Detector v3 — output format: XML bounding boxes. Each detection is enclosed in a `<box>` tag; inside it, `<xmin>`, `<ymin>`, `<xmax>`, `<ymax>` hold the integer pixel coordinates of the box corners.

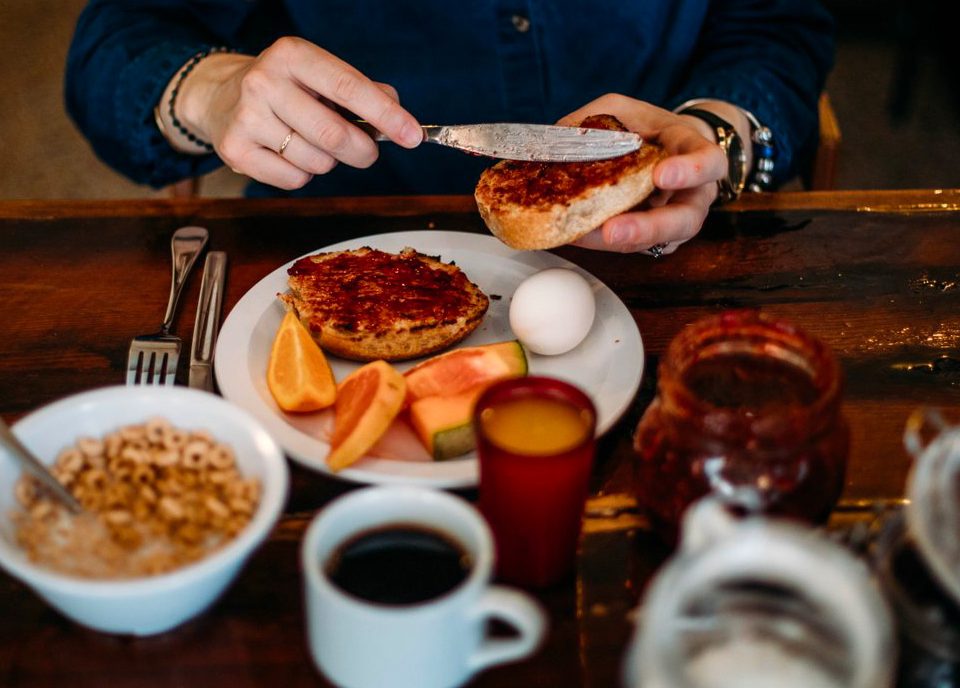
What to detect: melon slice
<box><xmin>404</xmin><ymin>340</ymin><xmax>527</xmax><ymax>405</ymax></box>
<box><xmin>408</xmin><ymin>386</ymin><xmax>487</xmax><ymax>461</ymax></box>
<box><xmin>326</xmin><ymin>360</ymin><xmax>406</xmax><ymax>471</ymax></box>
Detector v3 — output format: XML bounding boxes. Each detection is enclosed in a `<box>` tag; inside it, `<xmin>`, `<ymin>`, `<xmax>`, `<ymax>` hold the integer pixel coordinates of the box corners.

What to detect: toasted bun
<box><xmin>475</xmin><ymin>114</ymin><xmax>667</xmax><ymax>250</ymax></box>
<box><xmin>280</xmin><ymin>247</ymin><xmax>489</xmax><ymax>362</ymax></box>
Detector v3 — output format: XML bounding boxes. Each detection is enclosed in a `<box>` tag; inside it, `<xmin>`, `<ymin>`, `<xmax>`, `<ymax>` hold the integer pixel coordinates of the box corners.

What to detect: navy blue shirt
<box><xmin>65</xmin><ymin>0</ymin><xmax>834</xmax><ymax>196</ymax></box>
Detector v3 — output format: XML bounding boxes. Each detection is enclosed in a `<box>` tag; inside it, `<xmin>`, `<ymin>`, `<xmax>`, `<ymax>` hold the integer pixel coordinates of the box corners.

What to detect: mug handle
<box><xmin>467</xmin><ymin>586</ymin><xmax>546</xmax><ymax>671</ymax></box>
<box><xmin>679</xmin><ymin>496</ymin><xmax>740</xmax><ymax>554</ymax></box>
<box><xmin>904</xmin><ymin>407</ymin><xmax>948</xmax><ymax>459</ymax></box>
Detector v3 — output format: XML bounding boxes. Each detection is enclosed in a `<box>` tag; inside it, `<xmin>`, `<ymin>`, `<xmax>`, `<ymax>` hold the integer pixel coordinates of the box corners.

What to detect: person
<box><xmin>65</xmin><ymin>1</ymin><xmax>834</xmax><ymax>254</ymax></box>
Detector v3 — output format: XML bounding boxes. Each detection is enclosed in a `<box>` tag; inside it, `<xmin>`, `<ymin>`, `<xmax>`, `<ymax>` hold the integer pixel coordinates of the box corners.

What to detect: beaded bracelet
<box><xmin>672</xmin><ymin>98</ymin><xmax>776</xmax><ymax>192</ymax></box>
<box><xmin>740</xmin><ymin>108</ymin><xmax>776</xmax><ymax>193</ymax></box>
<box><xmin>165</xmin><ymin>47</ymin><xmax>235</xmax><ymax>152</ymax></box>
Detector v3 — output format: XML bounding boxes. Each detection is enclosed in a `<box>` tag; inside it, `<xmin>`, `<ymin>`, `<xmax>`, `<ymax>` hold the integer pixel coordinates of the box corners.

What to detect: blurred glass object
<box><xmin>869</xmin><ymin>408</ymin><xmax>960</xmax><ymax>687</ymax></box>
<box><xmin>623</xmin><ymin>497</ymin><xmax>895</xmax><ymax>688</ymax></box>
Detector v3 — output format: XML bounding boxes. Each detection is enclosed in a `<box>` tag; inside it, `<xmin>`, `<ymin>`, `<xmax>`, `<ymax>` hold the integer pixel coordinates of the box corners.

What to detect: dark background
<box><xmin>1</xmin><ymin>0</ymin><xmax>957</xmax><ymax>199</ymax></box>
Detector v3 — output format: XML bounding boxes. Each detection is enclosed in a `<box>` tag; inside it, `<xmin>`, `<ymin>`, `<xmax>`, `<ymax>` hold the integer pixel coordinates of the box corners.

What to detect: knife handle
<box><xmin>354</xmin><ymin>120</ymin><xmax>389</xmax><ymax>142</ymax></box>
<box><xmin>354</xmin><ymin>120</ymin><xmax>438</xmax><ymax>144</ymax></box>
<box><xmin>191</xmin><ymin>251</ymin><xmax>227</xmax><ymax>366</ymax></box>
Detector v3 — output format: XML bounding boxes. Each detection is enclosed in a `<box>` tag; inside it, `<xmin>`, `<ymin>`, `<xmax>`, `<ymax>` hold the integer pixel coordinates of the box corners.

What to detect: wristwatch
<box><xmin>676</xmin><ymin>107</ymin><xmax>748</xmax><ymax>204</ymax></box>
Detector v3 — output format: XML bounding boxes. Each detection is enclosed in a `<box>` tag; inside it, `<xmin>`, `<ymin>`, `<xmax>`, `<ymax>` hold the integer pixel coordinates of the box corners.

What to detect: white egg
<box><xmin>509</xmin><ymin>268</ymin><xmax>596</xmax><ymax>355</ymax></box>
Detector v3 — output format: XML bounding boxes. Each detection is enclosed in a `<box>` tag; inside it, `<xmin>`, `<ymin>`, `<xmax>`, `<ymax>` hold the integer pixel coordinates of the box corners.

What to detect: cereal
<box><xmin>10</xmin><ymin>419</ymin><xmax>261</xmax><ymax>579</ymax></box>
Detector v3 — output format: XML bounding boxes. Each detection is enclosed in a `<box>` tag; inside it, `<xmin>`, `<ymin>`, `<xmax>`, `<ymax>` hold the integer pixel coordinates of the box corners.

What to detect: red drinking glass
<box><xmin>474</xmin><ymin>376</ymin><xmax>597</xmax><ymax>588</ymax></box>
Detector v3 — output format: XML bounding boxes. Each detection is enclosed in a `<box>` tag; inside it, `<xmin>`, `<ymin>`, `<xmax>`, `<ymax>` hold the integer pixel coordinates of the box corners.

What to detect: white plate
<box><xmin>215</xmin><ymin>230</ymin><xmax>643</xmax><ymax>488</ymax></box>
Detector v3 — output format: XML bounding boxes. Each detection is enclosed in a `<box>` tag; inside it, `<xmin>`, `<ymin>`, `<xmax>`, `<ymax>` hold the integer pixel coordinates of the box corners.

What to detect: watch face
<box><xmin>677</xmin><ymin>108</ymin><xmax>747</xmax><ymax>202</ymax></box>
<box><xmin>727</xmin><ymin>132</ymin><xmax>746</xmax><ymax>195</ymax></box>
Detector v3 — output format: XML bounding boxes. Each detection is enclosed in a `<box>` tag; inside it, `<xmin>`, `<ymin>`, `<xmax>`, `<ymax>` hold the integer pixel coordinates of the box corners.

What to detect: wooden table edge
<box><xmin>0</xmin><ymin>189</ymin><xmax>958</xmax><ymax>219</ymax></box>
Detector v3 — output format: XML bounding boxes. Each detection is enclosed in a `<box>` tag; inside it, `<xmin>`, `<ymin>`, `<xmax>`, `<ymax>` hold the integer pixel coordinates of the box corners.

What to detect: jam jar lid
<box><xmin>904</xmin><ymin>408</ymin><xmax>960</xmax><ymax>607</ymax></box>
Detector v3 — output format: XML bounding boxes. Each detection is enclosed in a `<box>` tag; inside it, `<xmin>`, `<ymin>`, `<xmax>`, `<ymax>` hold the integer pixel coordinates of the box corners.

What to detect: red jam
<box><xmin>633</xmin><ymin>310</ymin><xmax>849</xmax><ymax>542</ymax></box>
<box><xmin>479</xmin><ymin>114</ymin><xmax>663</xmax><ymax>210</ymax></box>
<box><xmin>288</xmin><ymin>248</ymin><xmax>481</xmax><ymax>331</ymax></box>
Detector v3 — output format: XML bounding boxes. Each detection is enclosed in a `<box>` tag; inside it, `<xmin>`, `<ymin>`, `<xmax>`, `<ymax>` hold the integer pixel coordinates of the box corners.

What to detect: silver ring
<box><xmin>647</xmin><ymin>242</ymin><xmax>668</xmax><ymax>259</ymax></box>
<box><xmin>278</xmin><ymin>130</ymin><xmax>294</xmax><ymax>156</ymax></box>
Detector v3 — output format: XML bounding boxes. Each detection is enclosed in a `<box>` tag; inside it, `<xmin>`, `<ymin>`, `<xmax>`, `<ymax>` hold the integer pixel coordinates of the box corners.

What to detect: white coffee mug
<box><xmin>302</xmin><ymin>486</ymin><xmax>547</xmax><ymax>688</ymax></box>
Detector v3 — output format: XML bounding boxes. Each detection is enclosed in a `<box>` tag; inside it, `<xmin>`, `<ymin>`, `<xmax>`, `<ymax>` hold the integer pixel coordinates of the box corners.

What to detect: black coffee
<box><xmin>325</xmin><ymin>525</ymin><xmax>473</xmax><ymax>605</ymax></box>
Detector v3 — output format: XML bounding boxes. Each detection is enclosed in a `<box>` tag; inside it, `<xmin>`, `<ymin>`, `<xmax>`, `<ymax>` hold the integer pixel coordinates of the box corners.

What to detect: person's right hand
<box><xmin>165</xmin><ymin>37</ymin><xmax>423</xmax><ymax>189</ymax></box>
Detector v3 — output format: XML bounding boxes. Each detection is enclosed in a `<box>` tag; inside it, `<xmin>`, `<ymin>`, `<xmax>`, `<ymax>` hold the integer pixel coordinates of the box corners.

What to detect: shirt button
<box><xmin>511</xmin><ymin>14</ymin><xmax>531</xmax><ymax>33</ymax></box>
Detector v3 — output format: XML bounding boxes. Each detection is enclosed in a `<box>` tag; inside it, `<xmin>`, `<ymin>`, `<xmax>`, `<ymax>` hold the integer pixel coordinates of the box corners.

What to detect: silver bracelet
<box><xmin>672</xmin><ymin>98</ymin><xmax>776</xmax><ymax>192</ymax></box>
<box><xmin>739</xmin><ymin>107</ymin><xmax>775</xmax><ymax>192</ymax></box>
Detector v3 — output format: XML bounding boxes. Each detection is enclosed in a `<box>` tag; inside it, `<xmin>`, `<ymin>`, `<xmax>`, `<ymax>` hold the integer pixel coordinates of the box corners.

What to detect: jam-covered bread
<box><xmin>475</xmin><ymin>114</ymin><xmax>667</xmax><ymax>250</ymax></box>
<box><xmin>279</xmin><ymin>247</ymin><xmax>489</xmax><ymax>361</ymax></box>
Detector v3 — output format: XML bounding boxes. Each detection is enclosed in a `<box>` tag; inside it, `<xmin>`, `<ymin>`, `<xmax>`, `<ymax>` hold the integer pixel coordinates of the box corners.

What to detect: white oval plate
<box><xmin>215</xmin><ymin>231</ymin><xmax>644</xmax><ymax>488</ymax></box>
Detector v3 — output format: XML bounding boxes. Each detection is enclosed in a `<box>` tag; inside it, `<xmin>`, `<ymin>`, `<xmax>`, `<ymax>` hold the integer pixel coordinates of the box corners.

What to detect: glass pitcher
<box><xmin>870</xmin><ymin>408</ymin><xmax>960</xmax><ymax>687</ymax></box>
<box><xmin>623</xmin><ymin>497</ymin><xmax>895</xmax><ymax>688</ymax></box>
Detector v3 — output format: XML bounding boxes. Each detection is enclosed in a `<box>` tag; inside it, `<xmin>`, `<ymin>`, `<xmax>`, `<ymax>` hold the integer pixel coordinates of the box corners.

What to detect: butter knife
<box><xmin>355</xmin><ymin>121</ymin><xmax>642</xmax><ymax>162</ymax></box>
<box><xmin>189</xmin><ymin>251</ymin><xmax>227</xmax><ymax>392</ymax></box>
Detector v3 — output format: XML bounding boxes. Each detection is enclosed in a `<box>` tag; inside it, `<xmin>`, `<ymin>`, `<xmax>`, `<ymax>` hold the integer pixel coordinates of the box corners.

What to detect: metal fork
<box><xmin>126</xmin><ymin>226</ymin><xmax>209</xmax><ymax>385</ymax></box>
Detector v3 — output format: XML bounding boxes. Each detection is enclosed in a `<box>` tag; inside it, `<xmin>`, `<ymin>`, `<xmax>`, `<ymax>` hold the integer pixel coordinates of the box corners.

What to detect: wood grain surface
<box><xmin>1</xmin><ymin>191</ymin><xmax>958</xmax><ymax>686</ymax></box>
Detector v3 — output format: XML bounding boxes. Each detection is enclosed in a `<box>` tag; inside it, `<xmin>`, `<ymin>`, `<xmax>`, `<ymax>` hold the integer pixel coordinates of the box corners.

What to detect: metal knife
<box><xmin>189</xmin><ymin>251</ymin><xmax>227</xmax><ymax>392</ymax></box>
<box><xmin>354</xmin><ymin>121</ymin><xmax>642</xmax><ymax>162</ymax></box>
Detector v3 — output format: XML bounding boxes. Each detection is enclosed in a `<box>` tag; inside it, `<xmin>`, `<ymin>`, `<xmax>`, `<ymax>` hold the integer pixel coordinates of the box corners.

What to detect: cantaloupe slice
<box><xmin>267</xmin><ymin>311</ymin><xmax>336</xmax><ymax>412</ymax></box>
<box><xmin>404</xmin><ymin>340</ymin><xmax>527</xmax><ymax>405</ymax></box>
<box><xmin>326</xmin><ymin>360</ymin><xmax>406</xmax><ymax>471</ymax></box>
<box><xmin>408</xmin><ymin>386</ymin><xmax>487</xmax><ymax>461</ymax></box>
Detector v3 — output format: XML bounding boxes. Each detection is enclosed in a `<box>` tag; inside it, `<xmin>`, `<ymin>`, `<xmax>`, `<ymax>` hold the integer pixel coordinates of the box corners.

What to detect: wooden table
<box><xmin>1</xmin><ymin>189</ymin><xmax>959</xmax><ymax>686</ymax></box>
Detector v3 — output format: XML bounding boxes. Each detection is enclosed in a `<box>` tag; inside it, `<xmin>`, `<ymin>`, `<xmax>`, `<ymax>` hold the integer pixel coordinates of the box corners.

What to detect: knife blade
<box><xmin>189</xmin><ymin>251</ymin><xmax>227</xmax><ymax>392</ymax></box>
<box><xmin>355</xmin><ymin>121</ymin><xmax>642</xmax><ymax>162</ymax></box>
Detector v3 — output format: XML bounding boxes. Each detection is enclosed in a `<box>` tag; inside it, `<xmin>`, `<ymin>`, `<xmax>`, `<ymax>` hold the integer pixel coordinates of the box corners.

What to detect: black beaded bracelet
<box><xmin>166</xmin><ymin>47</ymin><xmax>234</xmax><ymax>152</ymax></box>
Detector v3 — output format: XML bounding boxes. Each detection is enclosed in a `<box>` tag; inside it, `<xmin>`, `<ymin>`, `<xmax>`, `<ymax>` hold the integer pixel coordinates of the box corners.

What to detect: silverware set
<box><xmin>126</xmin><ymin>226</ymin><xmax>226</xmax><ymax>390</ymax></box>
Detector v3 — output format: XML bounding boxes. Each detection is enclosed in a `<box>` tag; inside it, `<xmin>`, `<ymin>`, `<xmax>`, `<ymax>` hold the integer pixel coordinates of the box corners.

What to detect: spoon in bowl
<box><xmin>0</xmin><ymin>417</ymin><xmax>84</xmax><ymax>513</ymax></box>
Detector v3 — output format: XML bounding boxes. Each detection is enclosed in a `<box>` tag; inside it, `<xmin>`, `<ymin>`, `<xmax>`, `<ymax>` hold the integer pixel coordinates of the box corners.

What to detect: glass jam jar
<box><xmin>869</xmin><ymin>408</ymin><xmax>960</xmax><ymax>687</ymax></box>
<box><xmin>633</xmin><ymin>310</ymin><xmax>849</xmax><ymax>541</ymax></box>
<box><xmin>622</xmin><ymin>498</ymin><xmax>896</xmax><ymax>688</ymax></box>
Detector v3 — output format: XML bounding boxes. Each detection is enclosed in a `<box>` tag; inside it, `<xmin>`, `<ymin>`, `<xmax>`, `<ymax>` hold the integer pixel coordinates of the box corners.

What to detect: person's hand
<box><xmin>163</xmin><ymin>37</ymin><xmax>423</xmax><ymax>189</ymax></box>
<box><xmin>556</xmin><ymin>94</ymin><xmax>744</xmax><ymax>255</ymax></box>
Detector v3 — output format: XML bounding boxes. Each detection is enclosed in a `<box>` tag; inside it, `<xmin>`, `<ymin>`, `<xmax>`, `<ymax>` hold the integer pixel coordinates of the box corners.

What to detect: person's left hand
<box><xmin>556</xmin><ymin>94</ymin><xmax>731</xmax><ymax>255</ymax></box>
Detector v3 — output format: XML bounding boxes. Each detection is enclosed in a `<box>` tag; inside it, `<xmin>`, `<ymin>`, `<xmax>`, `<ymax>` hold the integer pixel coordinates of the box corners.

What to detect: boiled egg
<box><xmin>509</xmin><ymin>268</ymin><xmax>596</xmax><ymax>355</ymax></box>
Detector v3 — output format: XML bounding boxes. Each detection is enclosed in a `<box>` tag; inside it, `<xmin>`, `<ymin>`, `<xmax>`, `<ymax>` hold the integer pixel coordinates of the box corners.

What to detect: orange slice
<box><xmin>327</xmin><ymin>360</ymin><xmax>406</xmax><ymax>471</ymax></box>
<box><xmin>267</xmin><ymin>311</ymin><xmax>336</xmax><ymax>412</ymax></box>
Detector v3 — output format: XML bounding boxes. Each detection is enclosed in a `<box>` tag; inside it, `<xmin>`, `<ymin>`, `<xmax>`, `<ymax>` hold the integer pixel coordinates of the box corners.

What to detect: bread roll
<box><xmin>475</xmin><ymin>114</ymin><xmax>666</xmax><ymax>250</ymax></box>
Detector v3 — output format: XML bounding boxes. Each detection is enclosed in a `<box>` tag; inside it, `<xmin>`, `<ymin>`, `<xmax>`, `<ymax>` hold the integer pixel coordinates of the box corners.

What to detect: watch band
<box><xmin>676</xmin><ymin>107</ymin><xmax>748</xmax><ymax>204</ymax></box>
<box><xmin>674</xmin><ymin>98</ymin><xmax>776</xmax><ymax>192</ymax></box>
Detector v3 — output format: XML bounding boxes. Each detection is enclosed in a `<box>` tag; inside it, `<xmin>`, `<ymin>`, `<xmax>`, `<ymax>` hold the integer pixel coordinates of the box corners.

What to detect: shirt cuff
<box><xmin>115</xmin><ymin>41</ymin><xmax>226</xmax><ymax>188</ymax></box>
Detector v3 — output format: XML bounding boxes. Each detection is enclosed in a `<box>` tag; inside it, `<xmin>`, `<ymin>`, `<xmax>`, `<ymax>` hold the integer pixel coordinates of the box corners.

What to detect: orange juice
<box><xmin>474</xmin><ymin>377</ymin><xmax>596</xmax><ymax>588</ymax></box>
<box><xmin>479</xmin><ymin>396</ymin><xmax>592</xmax><ymax>456</ymax></box>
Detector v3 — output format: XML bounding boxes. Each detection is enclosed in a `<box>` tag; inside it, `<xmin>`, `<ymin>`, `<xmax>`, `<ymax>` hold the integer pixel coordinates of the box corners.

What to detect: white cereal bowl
<box><xmin>0</xmin><ymin>385</ymin><xmax>289</xmax><ymax>636</ymax></box>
